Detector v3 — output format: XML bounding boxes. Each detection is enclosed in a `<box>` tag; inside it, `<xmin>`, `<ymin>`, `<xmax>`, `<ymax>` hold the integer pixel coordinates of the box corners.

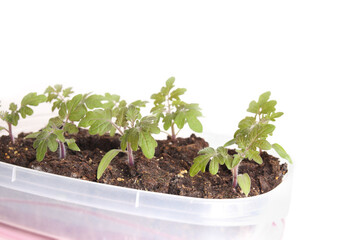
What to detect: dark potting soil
<box><xmin>0</xmin><ymin>129</ymin><xmax>288</xmax><ymax>199</ymax></box>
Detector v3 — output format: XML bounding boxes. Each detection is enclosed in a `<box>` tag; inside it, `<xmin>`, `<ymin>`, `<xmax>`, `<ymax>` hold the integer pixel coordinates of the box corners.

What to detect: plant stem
<box><xmin>166</xmin><ymin>95</ymin><xmax>176</xmax><ymax>141</ymax></box>
<box><xmin>171</xmin><ymin>122</ymin><xmax>176</xmax><ymax>141</ymax></box>
<box><xmin>127</xmin><ymin>142</ymin><xmax>134</xmax><ymax>166</ymax></box>
<box><xmin>231</xmin><ymin>164</ymin><xmax>240</xmax><ymax>189</ymax></box>
<box><xmin>111</xmin><ymin>122</ymin><xmax>124</xmax><ymax>135</ymax></box>
<box><xmin>7</xmin><ymin>122</ymin><xmax>14</xmax><ymax>144</ymax></box>
<box><xmin>58</xmin><ymin>141</ymin><xmax>66</xmax><ymax>159</ymax></box>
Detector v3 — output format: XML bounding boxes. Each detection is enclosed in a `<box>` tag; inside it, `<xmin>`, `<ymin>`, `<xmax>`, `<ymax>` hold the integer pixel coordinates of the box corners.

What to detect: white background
<box><xmin>1</xmin><ymin>1</ymin><xmax>359</xmax><ymax>239</ymax></box>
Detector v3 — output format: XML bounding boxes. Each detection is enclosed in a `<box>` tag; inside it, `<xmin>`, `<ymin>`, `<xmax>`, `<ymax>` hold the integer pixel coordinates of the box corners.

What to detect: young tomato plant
<box><xmin>190</xmin><ymin>91</ymin><xmax>292</xmax><ymax>197</ymax></box>
<box><xmin>0</xmin><ymin>93</ymin><xmax>46</xmax><ymax>144</ymax></box>
<box><xmin>78</xmin><ymin>94</ymin><xmax>160</xmax><ymax>179</ymax></box>
<box><xmin>26</xmin><ymin>85</ymin><xmax>88</xmax><ymax>161</ymax></box>
<box><xmin>150</xmin><ymin>77</ymin><xmax>203</xmax><ymax>140</ymax></box>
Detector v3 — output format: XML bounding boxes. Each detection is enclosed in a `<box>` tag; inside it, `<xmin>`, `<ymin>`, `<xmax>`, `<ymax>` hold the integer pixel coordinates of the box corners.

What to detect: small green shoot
<box><xmin>78</xmin><ymin>94</ymin><xmax>160</xmax><ymax>179</ymax></box>
<box><xmin>190</xmin><ymin>91</ymin><xmax>292</xmax><ymax>196</ymax></box>
<box><xmin>26</xmin><ymin>85</ymin><xmax>87</xmax><ymax>161</ymax></box>
<box><xmin>0</xmin><ymin>93</ymin><xmax>46</xmax><ymax>144</ymax></box>
<box><xmin>150</xmin><ymin>77</ymin><xmax>203</xmax><ymax>140</ymax></box>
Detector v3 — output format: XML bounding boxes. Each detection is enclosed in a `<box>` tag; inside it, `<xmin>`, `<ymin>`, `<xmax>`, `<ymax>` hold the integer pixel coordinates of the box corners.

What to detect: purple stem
<box><xmin>232</xmin><ymin>164</ymin><xmax>240</xmax><ymax>189</ymax></box>
<box><xmin>127</xmin><ymin>142</ymin><xmax>134</xmax><ymax>166</ymax></box>
<box><xmin>58</xmin><ymin>141</ymin><xmax>66</xmax><ymax>159</ymax></box>
<box><xmin>8</xmin><ymin>122</ymin><xmax>14</xmax><ymax>144</ymax></box>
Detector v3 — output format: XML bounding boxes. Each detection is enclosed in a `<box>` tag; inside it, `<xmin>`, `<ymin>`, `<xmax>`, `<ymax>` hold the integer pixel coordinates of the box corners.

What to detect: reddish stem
<box><xmin>231</xmin><ymin>164</ymin><xmax>240</xmax><ymax>190</ymax></box>
<box><xmin>58</xmin><ymin>141</ymin><xmax>66</xmax><ymax>159</ymax></box>
<box><xmin>7</xmin><ymin>122</ymin><xmax>14</xmax><ymax>144</ymax></box>
<box><xmin>127</xmin><ymin>142</ymin><xmax>134</xmax><ymax>166</ymax></box>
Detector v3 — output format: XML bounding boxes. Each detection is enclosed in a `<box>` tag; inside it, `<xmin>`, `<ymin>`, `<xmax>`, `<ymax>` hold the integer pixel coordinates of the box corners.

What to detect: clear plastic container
<box><xmin>0</xmin><ymin>158</ymin><xmax>293</xmax><ymax>240</ymax></box>
<box><xmin>0</xmin><ymin>117</ymin><xmax>293</xmax><ymax>240</ymax></box>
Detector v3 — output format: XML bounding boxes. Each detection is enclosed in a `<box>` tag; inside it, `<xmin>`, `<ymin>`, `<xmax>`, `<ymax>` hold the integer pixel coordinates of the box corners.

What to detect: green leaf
<box><xmin>216</xmin><ymin>146</ymin><xmax>228</xmax><ymax>158</ymax></box>
<box><xmin>231</xmin><ymin>154</ymin><xmax>242</xmax><ymax>168</ymax></box>
<box><xmin>66</xmin><ymin>94</ymin><xmax>87</xmax><ymax>121</ymax></box>
<box><xmin>150</xmin><ymin>104</ymin><xmax>165</xmax><ymax>116</ymax></box>
<box><xmin>261</xmin><ymin>100</ymin><xmax>277</xmax><ymax>114</ymax></box>
<box><xmin>258</xmin><ymin>91</ymin><xmax>271</xmax><ymax>106</ymax></box>
<box><xmin>209</xmin><ymin>153</ymin><xmax>227</xmax><ymax>175</ymax></box>
<box><xmin>80</xmin><ymin>109</ymin><xmax>113</xmax><ymax>135</ymax></box>
<box><xmin>198</xmin><ymin>147</ymin><xmax>216</xmax><ymax>155</ymax></box>
<box><xmin>66</xmin><ymin>94</ymin><xmax>82</xmax><ymax>111</ymax></box>
<box><xmin>238</xmin><ymin>117</ymin><xmax>256</xmax><ymax>130</ymax></box>
<box><xmin>166</xmin><ymin>77</ymin><xmax>175</xmax><ymax>89</ymax></box>
<box><xmin>44</xmin><ymin>86</ymin><xmax>55</xmax><ymax>94</ymax></box>
<box><xmin>272</xmin><ymin>143</ymin><xmax>292</xmax><ymax>164</ymax></box>
<box><xmin>147</xmin><ymin>123</ymin><xmax>161</xmax><ymax>135</ymax></box>
<box><xmin>189</xmin><ymin>154</ymin><xmax>212</xmax><ymax>177</ymax></box>
<box><xmin>128</xmin><ymin>128</ymin><xmax>140</xmax><ymax>151</ymax></box>
<box><xmin>186</xmin><ymin>103</ymin><xmax>201</xmax><ymax>112</ymax></box>
<box><xmin>191</xmin><ymin>146</ymin><xmax>225</xmax><ymax>175</ymax></box>
<box><xmin>174</xmin><ymin>111</ymin><xmax>186</xmax><ymax>129</ymax></box>
<box><xmin>47</xmin><ymin>93</ymin><xmax>58</xmax><ymax>103</ymax></box>
<box><xmin>249</xmin><ymin>124</ymin><xmax>275</xmax><ymax>142</ymax></box>
<box><xmin>36</xmin><ymin>140</ymin><xmax>48</xmax><ymax>161</ymax></box>
<box><xmin>185</xmin><ymin>111</ymin><xmax>203</xmax><ymax>133</ymax></box>
<box><xmin>209</xmin><ymin>157</ymin><xmax>220</xmax><ymax>175</ymax></box>
<box><xmin>51</xmin><ymin>100</ymin><xmax>61</xmax><ymax>111</ymax></box>
<box><xmin>120</xmin><ymin>131</ymin><xmax>128</xmax><ymax>151</ymax></box>
<box><xmin>59</xmin><ymin>103</ymin><xmax>66</xmax><ymax>119</ymax></box>
<box><xmin>138</xmin><ymin>116</ymin><xmax>160</xmax><ymax>135</ymax></box>
<box><xmin>161</xmin><ymin>77</ymin><xmax>175</xmax><ymax>96</ymax></box>
<box><xmin>130</xmin><ymin>100</ymin><xmax>147</xmax><ymax>108</ymax></box>
<box><xmin>69</xmin><ymin>105</ymin><xmax>87</xmax><ymax>121</ymax></box>
<box><xmin>262</xmin><ymin>124</ymin><xmax>276</xmax><ymax>136</ymax></box>
<box><xmin>247</xmin><ymin>100</ymin><xmax>259</xmax><ymax>114</ymax></box>
<box><xmin>9</xmin><ymin>103</ymin><xmax>17</xmax><ymax>112</ymax></box>
<box><xmin>25</xmin><ymin>132</ymin><xmax>40</xmax><ymax>139</ymax></box>
<box><xmin>138</xmin><ymin>131</ymin><xmax>157</xmax><ymax>159</ymax></box>
<box><xmin>151</xmin><ymin>93</ymin><xmax>166</xmax><ymax>105</ymax></box>
<box><xmin>104</xmin><ymin>93</ymin><xmax>120</xmax><ymax>103</ymax></box>
<box><xmin>89</xmin><ymin>120</ymin><xmax>113</xmax><ymax>136</ymax></box>
<box><xmin>19</xmin><ymin>106</ymin><xmax>34</xmax><ymax>118</ymax></box>
<box><xmin>115</xmin><ymin>106</ymin><xmax>127</xmax><ymax>127</ymax></box>
<box><xmin>62</xmin><ymin>87</ymin><xmax>74</xmax><ymax>98</ymax></box>
<box><xmin>126</xmin><ymin>105</ymin><xmax>141</xmax><ymax>122</ymax></box>
<box><xmin>33</xmin><ymin>130</ymin><xmax>49</xmax><ymax>148</ymax></box>
<box><xmin>66</xmin><ymin>139</ymin><xmax>80</xmax><ymax>151</ymax></box>
<box><xmin>54</xmin><ymin>84</ymin><xmax>63</xmax><ymax>92</ymax></box>
<box><xmin>247</xmin><ymin>150</ymin><xmax>263</xmax><ymax>164</ymax></box>
<box><xmin>64</xmin><ymin>123</ymin><xmax>79</xmax><ymax>134</ymax></box>
<box><xmin>163</xmin><ymin>114</ymin><xmax>173</xmax><ymax>130</ymax></box>
<box><xmin>48</xmin><ymin>117</ymin><xmax>63</xmax><ymax>128</ymax></box>
<box><xmin>170</xmin><ymin>88</ymin><xmax>187</xmax><ymax>100</ymax></box>
<box><xmin>53</xmin><ymin>129</ymin><xmax>65</xmax><ymax>142</ymax></box>
<box><xmin>47</xmin><ymin>134</ymin><xmax>58</xmax><ymax>152</ymax></box>
<box><xmin>109</xmin><ymin>126</ymin><xmax>117</xmax><ymax>137</ymax></box>
<box><xmin>238</xmin><ymin>173</ymin><xmax>251</xmax><ymax>197</ymax></box>
<box><xmin>97</xmin><ymin>149</ymin><xmax>121</xmax><ymax>179</ymax></box>
<box><xmin>256</xmin><ymin>139</ymin><xmax>272</xmax><ymax>150</ymax></box>
<box><xmin>271</xmin><ymin>112</ymin><xmax>284</xmax><ymax>119</ymax></box>
<box><xmin>9</xmin><ymin>113</ymin><xmax>20</xmax><ymax>126</ymax></box>
<box><xmin>21</xmin><ymin>93</ymin><xmax>46</xmax><ymax>107</ymax></box>
<box><xmin>224</xmin><ymin>138</ymin><xmax>236</xmax><ymax>147</ymax></box>
<box><xmin>85</xmin><ymin>94</ymin><xmax>104</xmax><ymax>109</ymax></box>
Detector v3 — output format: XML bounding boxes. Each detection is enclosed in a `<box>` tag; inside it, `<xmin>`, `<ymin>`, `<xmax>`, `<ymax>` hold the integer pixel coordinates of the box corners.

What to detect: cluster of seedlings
<box><xmin>0</xmin><ymin>78</ymin><xmax>292</xmax><ymax>196</ymax></box>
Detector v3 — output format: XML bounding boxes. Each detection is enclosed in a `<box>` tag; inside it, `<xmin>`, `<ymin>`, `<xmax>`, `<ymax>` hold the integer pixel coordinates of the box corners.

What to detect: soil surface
<box><xmin>0</xmin><ymin>129</ymin><xmax>288</xmax><ymax>199</ymax></box>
